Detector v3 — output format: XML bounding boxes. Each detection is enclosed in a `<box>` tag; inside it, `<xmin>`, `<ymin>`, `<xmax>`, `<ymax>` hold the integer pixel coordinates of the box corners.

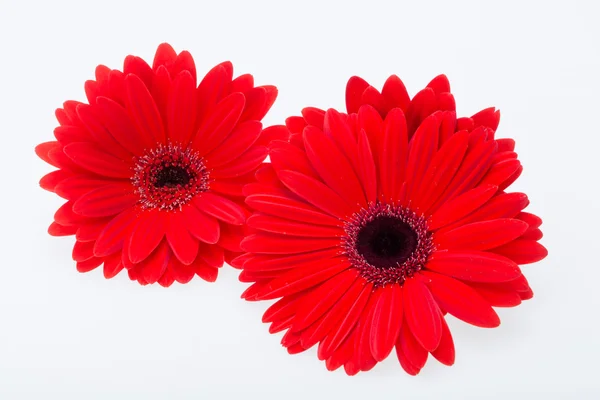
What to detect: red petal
<box><xmin>381</xmin><ymin>75</ymin><xmax>410</xmax><ymax>111</ymax></box>
<box><xmin>76</xmin><ymin>257</ymin><xmax>103</xmax><ymax>273</ymax></box>
<box><xmin>521</xmin><ymin>228</ymin><xmax>543</xmax><ymax>241</ymax></box>
<box><xmin>429</xmin><ymin>185</ymin><xmax>498</xmax><ymax>230</ymax></box>
<box><xmin>331</xmin><ymin>332</ymin><xmax>358</xmax><ymax>373</ymax></box>
<box><xmin>72</xmin><ymin>183</ymin><xmax>136</xmax><ymax>217</ymax></box>
<box><xmin>496</xmin><ymin>138</ymin><xmax>515</xmax><ymax>152</ymax></box>
<box><xmin>125</xmin><ymin>74</ymin><xmax>165</xmax><ymax>144</ymax></box>
<box><xmin>137</xmin><ymin>240</ymin><xmax>170</xmax><ymax>284</ymax></box>
<box><xmin>193</xmin><ymin>192</ymin><xmax>246</xmax><ymax>225</ymax></box>
<box><xmin>323</xmin><ymin>110</ymin><xmax>359</xmax><ymax>170</ymax></box>
<box><xmin>262</xmin><ymin>293</ymin><xmax>301</xmax><ymax>323</ymax></box>
<box><xmin>517</xmin><ymin>212</ymin><xmax>542</xmax><ymax>229</ymax></box>
<box><xmin>172</xmin><ymin>50</ymin><xmax>197</xmax><ymax>83</ymax></box>
<box><xmin>35</xmin><ymin>141</ymin><xmax>59</xmax><ymax>166</ymax></box>
<box><xmin>245</xmin><ymin>193</ymin><xmax>341</xmax><ymax>227</ymax></box>
<box><xmin>197</xmin><ymin>242</ymin><xmax>225</xmax><ymax>268</ymax></box>
<box><xmin>108</xmin><ymin>70</ymin><xmax>126</xmax><ymax>104</ymax></box>
<box><xmin>54</xmin><ymin>201</ymin><xmax>86</xmax><ymax>226</ymax></box>
<box><xmin>94</xmin><ymin>208</ymin><xmax>137</xmax><ymax>257</ymax></box>
<box><xmin>459</xmin><ymin>192</ymin><xmax>530</xmax><ymax>225</ymax></box>
<box><xmin>405</xmin><ymin>113</ymin><xmax>440</xmax><ymax>196</ymax></box>
<box><xmin>427</xmin><ymin>74</ymin><xmax>451</xmax><ymax>94</ymax></box>
<box><xmin>103</xmin><ymin>253</ymin><xmax>123</xmax><ymax>279</ymax></box>
<box><xmin>471</xmin><ymin>107</ymin><xmax>501</xmax><ymax>131</ymax></box>
<box><xmin>345</xmin><ymin>76</ymin><xmax>370</xmax><ymax>114</ymax></box>
<box><xmin>166</xmin><ymin>212</ymin><xmax>199</xmax><ymax>265</ymax></box>
<box><xmin>63</xmin><ymin>143</ymin><xmax>132</xmax><ymax>178</ymax></box>
<box><xmin>432</xmin><ymin>139</ymin><xmax>497</xmax><ymax>208</ymax></box>
<box><xmin>48</xmin><ymin>222</ymin><xmax>77</xmax><ymax>237</ymax></box>
<box><xmin>103</xmin><ymin>253</ymin><xmax>124</xmax><ymax>279</ymax></box>
<box><xmin>270</xmin><ymin>140</ymin><xmax>319</xmax><ymax>179</ymax></box>
<box><xmin>319</xmin><ymin>282</ymin><xmax>372</xmax><ymax>359</ymax></box>
<box><xmin>244</xmin><ymin>258</ymin><xmax>350</xmax><ymax>300</ymax></box>
<box><xmin>183</xmin><ymin>203</ymin><xmax>220</xmax><ymax>244</ymax></box>
<box><xmin>413</xmin><ymin>130</ymin><xmax>469</xmax><ymax>212</ymax></box>
<box><xmin>255</xmin><ymin>125</ymin><xmax>289</xmax><ymax>147</ymax></box>
<box><xmin>127</xmin><ymin>211</ymin><xmax>168</xmax><ymax>263</ymax></box>
<box><xmin>403</xmin><ymin>278</ymin><xmax>442</xmax><ymax>351</ymax></box>
<box><xmin>379</xmin><ymin>109</ymin><xmax>408</xmax><ymax>200</ymax></box>
<box><xmin>292</xmin><ymin>269</ymin><xmax>358</xmax><ymax>332</ymax></box>
<box><xmin>431</xmin><ymin>316</ymin><xmax>455</xmax><ymax>366</ymax></box>
<box><xmin>242</xmin><ymin>248</ymin><xmax>340</xmax><ymax>272</ymax></box>
<box><xmin>426</xmin><ymin>251</ymin><xmax>522</xmax><ymax>282</ymax></box>
<box><xmin>53</xmin><ymin>125</ymin><xmax>89</xmax><ymax>144</ymax></box>
<box><xmin>354</xmin><ymin>293</ymin><xmax>380</xmax><ymax>372</ymax></box>
<box><xmin>169</xmin><ymin>258</ymin><xmax>196</xmax><ymax>284</ymax></box>
<box><xmin>370</xmin><ymin>284</ymin><xmax>403</xmax><ymax>361</ymax></box>
<box><xmin>193</xmin><ymin>258</ymin><xmax>219</xmax><ymax>282</ymax></box>
<box><xmin>210</xmin><ymin>146</ymin><xmax>267</xmax><ymax>179</ymax></box>
<box><xmin>196</xmin><ymin>64</ymin><xmax>232</xmax><ymax>125</ymax></box>
<box><xmin>356</xmin><ymin>128</ymin><xmax>377</xmax><ymax>203</ymax></box>
<box><xmin>151</xmin><ymin>65</ymin><xmax>172</xmax><ymax>127</ymax></box>
<box><xmin>361</xmin><ymin>86</ymin><xmax>386</xmax><ymax>115</ymax></box>
<box><xmin>95</xmin><ymin>97</ymin><xmax>150</xmax><ymax>154</ymax></box>
<box><xmin>247</xmin><ymin>214</ymin><xmax>343</xmax><ymax>237</ymax></box>
<box><xmin>206</xmin><ymin>121</ymin><xmax>262</xmax><ymax>167</ymax></box>
<box><xmin>301</xmin><ymin>279</ymin><xmax>366</xmax><ymax>351</ymax></box>
<box><xmin>72</xmin><ymin>240</ymin><xmax>95</xmax><ymax>262</ymax></box>
<box><xmin>397</xmin><ymin>320</ymin><xmax>428</xmax><ymax>371</ymax></box>
<box><xmin>435</xmin><ymin>219</ymin><xmax>529</xmax><ymax>251</ymax></box>
<box><xmin>278</xmin><ymin>170</ymin><xmax>354</xmax><ymax>219</ymax></box>
<box><xmin>76</xmin><ymin>104</ymin><xmax>131</xmax><ymax>159</ymax></box>
<box><xmin>40</xmin><ymin>170</ymin><xmax>71</xmax><ymax>193</ymax></box>
<box><xmin>230</xmin><ymin>73</ymin><xmax>254</xmax><ymax>93</ymax></box>
<box><xmin>303</xmin><ymin>126</ymin><xmax>366</xmax><ymax>207</ymax></box>
<box><xmin>240</xmin><ymin>86</ymin><xmax>277</xmax><ymax>122</ymax></box>
<box><xmin>422</xmin><ymin>271</ymin><xmax>500</xmax><ymax>328</ymax></box>
<box><xmin>218</xmin><ymin>223</ymin><xmax>245</xmax><ymax>252</ymax></box>
<box><xmin>406</xmin><ymin>88</ymin><xmax>437</xmax><ymax>135</ymax></box>
<box><xmin>254</xmin><ymin>164</ymin><xmax>279</xmax><ymax>185</ymax></box>
<box><xmin>167</xmin><ymin>70</ymin><xmax>197</xmax><ymax>144</ymax></box>
<box><xmin>302</xmin><ymin>107</ymin><xmax>325</xmax><ymax>128</ymax></box>
<box><xmin>123</xmin><ymin>55</ymin><xmax>154</xmax><ymax>89</ymax></box>
<box><xmin>491</xmin><ymin>239</ymin><xmax>548</xmax><ymax>264</ymax></box>
<box><xmin>55</xmin><ymin>176</ymin><xmax>110</xmax><ymax>200</ymax></box>
<box><xmin>478</xmin><ymin>159</ymin><xmax>521</xmax><ymax>188</ymax></box>
<box><xmin>471</xmin><ymin>283</ymin><xmax>522</xmax><ymax>307</ymax></box>
<box><xmin>241</xmin><ymin>233</ymin><xmax>339</xmax><ymax>255</ymax></box>
<box><xmin>192</xmin><ymin>93</ymin><xmax>245</xmax><ymax>155</ymax></box>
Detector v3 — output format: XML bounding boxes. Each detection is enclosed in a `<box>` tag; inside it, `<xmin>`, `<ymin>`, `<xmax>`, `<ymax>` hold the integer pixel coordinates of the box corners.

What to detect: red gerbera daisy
<box><xmin>36</xmin><ymin>43</ymin><xmax>287</xmax><ymax>286</ymax></box>
<box><xmin>236</xmin><ymin>75</ymin><xmax>547</xmax><ymax>375</ymax></box>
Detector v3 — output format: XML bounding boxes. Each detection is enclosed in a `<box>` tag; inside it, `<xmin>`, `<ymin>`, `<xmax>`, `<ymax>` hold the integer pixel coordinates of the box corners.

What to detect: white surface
<box><xmin>1</xmin><ymin>0</ymin><xmax>599</xmax><ymax>398</ymax></box>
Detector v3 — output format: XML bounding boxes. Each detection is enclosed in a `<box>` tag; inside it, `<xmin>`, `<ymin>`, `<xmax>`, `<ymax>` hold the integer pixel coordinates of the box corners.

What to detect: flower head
<box><xmin>37</xmin><ymin>43</ymin><xmax>287</xmax><ymax>286</ymax></box>
<box><xmin>237</xmin><ymin>75</ymin><xmax>547</xmax><ymax>375</ymax></box>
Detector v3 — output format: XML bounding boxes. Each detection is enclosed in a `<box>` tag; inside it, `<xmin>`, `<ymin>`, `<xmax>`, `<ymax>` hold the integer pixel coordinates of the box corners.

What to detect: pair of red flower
<box><xmin>37</xmin><ymin>43</ymin><xmax>547</xmax><ymax>376</ymax></box>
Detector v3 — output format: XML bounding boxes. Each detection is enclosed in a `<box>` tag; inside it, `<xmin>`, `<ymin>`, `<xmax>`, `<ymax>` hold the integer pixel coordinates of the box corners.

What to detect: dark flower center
<box><xmin>343</xmin><ymin>203</ymin><xmax>434</xmax><ymax>287</ymax></box>
<box><xmin>132</xmin><ymin>144</ymin><xmax>209</xmax><ymax>211</ymax></box>
<box><xmin>154</xmin><ymin>166</ymin><xmax>193</xmax><ymax>188</ymax></box>
<box><xmin>356</xmin><ymin>216</ymin><xmax>418</xmax><ymax>269</ymax></box>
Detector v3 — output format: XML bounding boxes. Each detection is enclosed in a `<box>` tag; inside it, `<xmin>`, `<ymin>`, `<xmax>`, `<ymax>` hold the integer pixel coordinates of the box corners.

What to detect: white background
<box><xmin>1</xmin><ymin>0</ymin><xmax>599</xmax><ymax>398</ymax></box>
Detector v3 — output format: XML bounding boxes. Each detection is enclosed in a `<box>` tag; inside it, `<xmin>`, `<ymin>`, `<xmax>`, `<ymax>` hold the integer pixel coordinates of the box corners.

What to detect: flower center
<box><xmin>343</xmin><ymin>203</ymin><xmax>433</xmax><ymax>287</ymax></box>
<box><xmin>356</xmin><ymin>216</ymin><xmax>418</xmax><ymax>269</ymax></box>
<box><xmin>154</xmin><ymin>166</ymin><xmax>193</xmax><ymax>188</ymax></box>
<box><xmin>132</xmin><ymin>144</ymin><xmax>209</xmax><ymax>211</ymax></box>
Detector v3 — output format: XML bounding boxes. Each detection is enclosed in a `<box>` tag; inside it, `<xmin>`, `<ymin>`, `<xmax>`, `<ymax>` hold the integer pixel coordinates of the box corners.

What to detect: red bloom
<box><xmin>236</xmin><ymin>75</ymin><xmax>547</xmax><ymax>375</ymax></box>
<box><xmin>37</xmin><ymin>43</ymin><xmax>286</xmax><ymax>286</ymax></box>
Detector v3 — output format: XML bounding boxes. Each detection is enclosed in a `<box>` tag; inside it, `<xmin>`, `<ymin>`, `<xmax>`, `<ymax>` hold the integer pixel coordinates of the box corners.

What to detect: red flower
<box><xmin>236</xmin><ymin>75</ymin><xmax>547</xmax><ymax>375</ymax></box>
<box><xmin>37</xmin><ymin>43</ymin><xmax>286</xmax><ymax>286</ymax></box>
